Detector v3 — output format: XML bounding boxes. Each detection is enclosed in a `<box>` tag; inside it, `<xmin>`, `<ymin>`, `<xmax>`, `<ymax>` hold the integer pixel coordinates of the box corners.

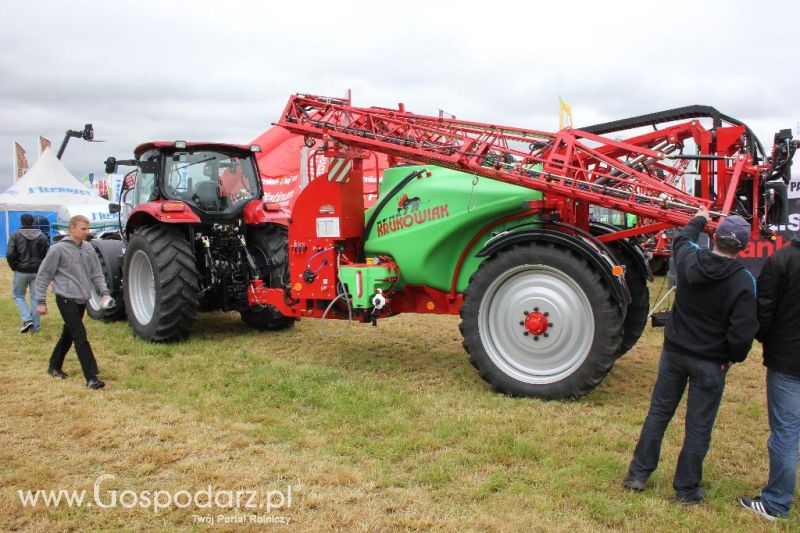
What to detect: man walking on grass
<box><xmin>623</xmin><ymin>207</ymin><xmax>758</xmax><ymax>504</ymax></box>
<box><xmin>6</xmin><ymin>213</ymin><xmax>49</xmax><ymax>333</ymax></box>
<box><xmin>739</xmin><ymin>232</ymin><xmax>800</xmax><ymax>521</ymax></box>
<box><xmin>34</xmin><ymin>215</ymin><xmax>112</xmax><ymax>390</ymax></box>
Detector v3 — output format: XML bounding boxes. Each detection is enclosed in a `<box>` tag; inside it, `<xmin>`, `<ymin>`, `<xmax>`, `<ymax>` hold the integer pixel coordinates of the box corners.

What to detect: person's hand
<box><xmin>100</xmin><ymin>295</ymin><xmax>113</xmax><ymax>309</ymax></box>
<box><xmin>37</xmin><ymin>304</ymin><xmax>47</xmax><ymax>316</ymax></box>
<box><xmin>696</xmin><ymin>206</ymin><xmax>710</xmax><ymax>221</ymax></box>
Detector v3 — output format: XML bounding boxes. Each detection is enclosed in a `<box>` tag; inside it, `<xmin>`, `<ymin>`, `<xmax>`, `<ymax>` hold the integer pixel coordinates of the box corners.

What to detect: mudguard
<box><xmin>589</xmin><ymin>222</ymin><xmax>653</xmax><ymax>282</ymax></box>
<box><xmin>478</xmin><ymin>228</ymin><xmax>631</xmax><ymax>309</ymax></box>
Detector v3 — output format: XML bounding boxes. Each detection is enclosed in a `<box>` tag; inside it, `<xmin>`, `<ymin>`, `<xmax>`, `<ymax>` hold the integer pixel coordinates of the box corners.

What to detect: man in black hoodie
<box><xmin>623</xmin><ymin>207</ymin><xmax>758</xmax><ymax>504</ymax></box>
<box><xmin>6</xmin><ymin>213</ymin><xmax>49</xmax><ymax>333</ymax></box>
<box><xmin>739</xmin><ymin>233</ymin><xmax>800</xmax><ymax>521</ymax></box>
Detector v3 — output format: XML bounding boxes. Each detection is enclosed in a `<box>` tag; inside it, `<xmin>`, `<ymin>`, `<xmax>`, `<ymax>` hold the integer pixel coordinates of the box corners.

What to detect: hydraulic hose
<box><xmin>359</xmin><ymin>168</ymin><xmax>428</xmax><ymax>261</ymax></box>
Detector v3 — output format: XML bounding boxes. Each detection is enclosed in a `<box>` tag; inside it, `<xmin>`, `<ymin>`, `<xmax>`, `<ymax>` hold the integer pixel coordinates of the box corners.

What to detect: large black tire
<box><xmin>608</xmin><ymin>244</ymin><xmax>649</xmax><ymax>357</ymax></box>
<box><xmin>123</xmin><ymin>225</ymin><xmax>199</xmax><ymax>342</ymax></box>
<box><xmin>460</xmin><ymin>243</ymin><xmax>624</xmax><ymax>399</ymax></box>
<box><xmin>241</xmin><ymin>224</ymin><xmax>295</xmax><ymax>331</ymax></box>
<box><xmin>87</xmin><ymin>239</ymin><xmax>126</xmax><ymax>322</ymax></box>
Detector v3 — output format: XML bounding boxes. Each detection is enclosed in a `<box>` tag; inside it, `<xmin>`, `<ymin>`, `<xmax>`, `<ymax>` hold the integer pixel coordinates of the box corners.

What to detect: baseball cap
<box><xmin>716</xmin><ymin>215</ymin><xmax>751</xmax><ymax>250</ymax></box>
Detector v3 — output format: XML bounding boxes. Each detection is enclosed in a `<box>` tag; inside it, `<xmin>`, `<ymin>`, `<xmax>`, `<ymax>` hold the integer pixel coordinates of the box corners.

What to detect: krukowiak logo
<box><xmin>375</xmin><ymin>194</ymin><xmax>449</xmax><ymax>237</ymax></box>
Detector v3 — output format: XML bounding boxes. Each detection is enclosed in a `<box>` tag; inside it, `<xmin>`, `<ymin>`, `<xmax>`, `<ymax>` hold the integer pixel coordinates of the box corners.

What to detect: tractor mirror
<box><xmin>104</xmin><ymin>157</ymin><xmax>117</xmax><ymax>174</ymax></box>
<box><xmin>108</xmin><ymin>203</ymin><xmax>121</xmax><ymax>214</ymax></box>
<box><xmin>139</xmin><ymin>161</ymin><xmax>159</xmax><ymax>174</ymax></box>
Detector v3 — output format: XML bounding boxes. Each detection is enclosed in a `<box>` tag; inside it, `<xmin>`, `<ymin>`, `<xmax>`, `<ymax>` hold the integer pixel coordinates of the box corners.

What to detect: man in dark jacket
<box><xmin>739</xmin><ymin>234</ymin><xmax>800</xmax><ymax>521</ymax></box>
<box><xmin>623</xmin><ymin>207</ymin><xmax>759</xmax><ymax>504</ymax></box>
<box><xmin>6</xmin><ymin>213</ymin><xmax>49</xmax><ymax>333</ymax></box>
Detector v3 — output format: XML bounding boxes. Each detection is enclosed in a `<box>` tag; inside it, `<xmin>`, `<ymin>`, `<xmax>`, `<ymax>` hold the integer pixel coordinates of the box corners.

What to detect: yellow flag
<box><xmin>559</xmin><ymin>98</ymin><xmax>573</xmax><ymax>129</ymax></box>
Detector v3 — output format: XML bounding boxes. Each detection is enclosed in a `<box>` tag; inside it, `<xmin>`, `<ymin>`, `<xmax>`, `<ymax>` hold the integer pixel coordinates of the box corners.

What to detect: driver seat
<box><xmin>192</xmin><ymin>181</ymin><xmax>227</xmax><ymax>210</ymax></box>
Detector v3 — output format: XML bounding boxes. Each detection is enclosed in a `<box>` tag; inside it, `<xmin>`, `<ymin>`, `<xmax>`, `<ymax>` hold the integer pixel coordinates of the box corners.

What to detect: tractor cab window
<box><xmin>165</xmin><ymin>150</ymin><xmax>259</xmax><ymax>213</ymax></box>
<box><xmin>132</xmin><ymin>150</ymin><xmax>159</xmax><ymax>208</ymax></box>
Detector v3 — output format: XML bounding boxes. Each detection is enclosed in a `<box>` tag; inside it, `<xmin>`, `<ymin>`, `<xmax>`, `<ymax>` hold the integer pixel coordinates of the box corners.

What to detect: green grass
<box><xmin>0</xmin><ymin>261</ymin><xmax>792</xmax><ymax>531</ymax></box>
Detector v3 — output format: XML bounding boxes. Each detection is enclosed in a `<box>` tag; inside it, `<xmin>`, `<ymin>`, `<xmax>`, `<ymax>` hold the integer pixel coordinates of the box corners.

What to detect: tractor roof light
<box><xmin>250</xmin><ymin>144</ymin><xmax>261</xmax><ymax>153</ymax></box>
<box><xmin>174</xmin><ymin>141</ymin><xmax>187</xmax><ymax>149</ymax></box>
<box><xmin>161</xmin><ymin>201</ymin><xmax>186</xmax><ymax>213</ymax></box>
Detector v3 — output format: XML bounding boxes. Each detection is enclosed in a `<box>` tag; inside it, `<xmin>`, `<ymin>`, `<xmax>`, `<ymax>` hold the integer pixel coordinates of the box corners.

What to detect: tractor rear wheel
<box><xmin>123</xmin><ymin>225</ymin><xmax>199</xmax><ymax>342</ymax></box>
<box><xmin>240</xmin><ymin>306</ymin><xmax>295</xmax><ymax>331</ymax></box>
<box><xmin>460</xmin><ymin>243</ymin><xmax>623</xmax><ymax>399</ymax></box>
<box><xmin>241</xmin><ymin>224</ymin><xmax>295</xmax><ymax>331</ymax></box>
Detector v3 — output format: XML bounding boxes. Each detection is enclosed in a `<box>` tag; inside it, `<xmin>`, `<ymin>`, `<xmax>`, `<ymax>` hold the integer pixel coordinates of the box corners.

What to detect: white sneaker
<box><xmin>739</xmin><ymin>497</ymin><xmax>781</xmax><ymax>521</ymax></box>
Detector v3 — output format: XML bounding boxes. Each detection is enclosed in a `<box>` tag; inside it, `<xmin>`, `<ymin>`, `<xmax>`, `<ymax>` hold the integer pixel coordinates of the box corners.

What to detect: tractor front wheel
<box><xmin>460</xmin><ymin>243</ymin><xmax>623</xmax><ymax>399</ymax></box>
<box><xmin>123</xmin><ymin>225</ymin><xmax>199</xmax><ymax>342</ymax></box>
<box><xmin>87</xmin><ymin>240</ymin><xmax>125</xmax><ymax>322</ymax></box>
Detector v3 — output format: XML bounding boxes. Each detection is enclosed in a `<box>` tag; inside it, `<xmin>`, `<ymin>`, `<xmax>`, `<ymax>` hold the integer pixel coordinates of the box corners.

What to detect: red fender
<box><xmin>125</xmin><ymin>200</ymin><xmax>200</xmax><ymax>234</ymax></box>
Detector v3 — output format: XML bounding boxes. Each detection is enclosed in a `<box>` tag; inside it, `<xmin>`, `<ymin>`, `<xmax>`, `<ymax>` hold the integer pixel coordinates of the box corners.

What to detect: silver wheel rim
<box><xmin>129</xmin><ymin>249</ymin><xmax>156</xmax><ymax>325</ymax></box>
<box><xmin>478</xmin><ymin>264</ymin><xmax>594</xmax><ymax>385</ymax></box>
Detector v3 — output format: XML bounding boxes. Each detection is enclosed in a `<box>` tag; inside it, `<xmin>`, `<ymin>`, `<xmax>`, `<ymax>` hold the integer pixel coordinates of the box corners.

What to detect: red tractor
<box><xmin>90</xmin><ymin>141</ymin><xmax>294</xmax><ymax>340</ymax></box>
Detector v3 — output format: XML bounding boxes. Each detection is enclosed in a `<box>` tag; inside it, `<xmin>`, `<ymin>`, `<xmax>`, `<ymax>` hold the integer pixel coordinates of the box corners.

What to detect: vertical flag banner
<box><xmin>82</xmin><ymin>172</ymin><xmax>96</xmax><ymax>194</ymax></box>
<box><xmin>98</xmin><ymin>178</ymin><xmax>108</xmax><ymax>199</ymax></box>
<box><xmin>559</xmin><ymin>98</ymin><xmax>573</xmax><ymax>129</ymax></box>
<box><xmin>38</xmin><ymin>135</ymin><xmax>52</xmax><ymax>156</ymax></box>
<box><xmin>107</xmin><ymin>173</ymin><xmax>124</xmax><ymax>202</ymax></box>
<box><xmin>13</xmin><ymin>142</ymin><xmax>29</xmax><ymax>181</ymax></box>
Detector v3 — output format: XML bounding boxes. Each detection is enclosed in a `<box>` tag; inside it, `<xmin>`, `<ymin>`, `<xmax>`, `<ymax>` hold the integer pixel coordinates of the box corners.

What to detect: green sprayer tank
<box><xmin>363</xmin><ymin>165</ymin><xmax>542</xmax><ymax>293</ymax></box>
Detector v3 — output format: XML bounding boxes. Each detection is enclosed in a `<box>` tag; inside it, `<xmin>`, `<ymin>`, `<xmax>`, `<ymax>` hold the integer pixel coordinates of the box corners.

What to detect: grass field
<box><xmin>0</xmin><ymin>260</ymin><xmax>793</xmax><ymax>531</ymax></box>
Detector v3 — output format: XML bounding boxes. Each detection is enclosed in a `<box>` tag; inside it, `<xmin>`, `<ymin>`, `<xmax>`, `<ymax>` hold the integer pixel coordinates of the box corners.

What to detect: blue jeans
<box><xmin>628</xmin><ymin>349</ymin><xmax>727</xmax><ymax>498</ymax></box>
<box><xmin>760</xmin><ymin>370</ymin><xmax>800</xmax><ymax>518</ymax></box>
<box><xmin>12</xmin><ymin>272</ymin><xmax>39</xmax><ymax>330</ymax></box>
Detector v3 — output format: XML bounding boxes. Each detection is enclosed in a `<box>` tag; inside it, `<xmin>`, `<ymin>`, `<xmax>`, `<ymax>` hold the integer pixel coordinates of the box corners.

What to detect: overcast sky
<box><xmin>1</xmin><ymin>0</ymin><xmax>798</xmax><ymax>188</ymax></box>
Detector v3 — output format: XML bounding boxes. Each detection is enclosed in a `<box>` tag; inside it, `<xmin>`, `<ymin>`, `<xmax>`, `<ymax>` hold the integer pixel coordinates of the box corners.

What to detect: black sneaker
<box><xmin>740</xmin><ymin>497</ymin><xmax>780</xmax><ymax>521</ymax></box>
<box><xmin>622</xmin><ymin>476</ymin><xmax>646</xmax><ymax>491</ymax></box>
<box><xmin>676</xmin><ymin>488</ymin><xmax>705</xmax><ymax>505</ymax></box>
<box><xmin>20</xmin><ymin>321</ymin><xmax>33</xmax><ymax>333</ymax></box>
<box><xmin>87</xmin><ymin>377</ymin><xmax>105</xmax><ymax>389</ymax></box>
<box><xmin>47</xmin><ymin>367</ymin><xmax>68</xmax><ymax>379</ymax></box>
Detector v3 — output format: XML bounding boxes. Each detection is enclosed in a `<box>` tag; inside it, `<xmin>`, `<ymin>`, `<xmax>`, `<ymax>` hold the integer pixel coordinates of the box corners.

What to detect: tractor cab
<box><xmin>107</xmin><ymin>141</ymin><xmax>262</xmax><ymax>227</ymax></box>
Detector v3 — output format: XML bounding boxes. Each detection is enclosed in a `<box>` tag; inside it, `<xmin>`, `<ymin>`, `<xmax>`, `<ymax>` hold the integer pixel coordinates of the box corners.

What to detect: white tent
<box><xmin>0</xmin><ymin>149</ymin><xmax>115</xmax><ymax>255</ymax></box>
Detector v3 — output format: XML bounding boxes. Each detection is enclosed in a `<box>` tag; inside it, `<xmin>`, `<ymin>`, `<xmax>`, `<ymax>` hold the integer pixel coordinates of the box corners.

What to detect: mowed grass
<box><xmin>0</xmin><ymin>260</ymin><xmax>792</xmax><ymax>531</ymax></box>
